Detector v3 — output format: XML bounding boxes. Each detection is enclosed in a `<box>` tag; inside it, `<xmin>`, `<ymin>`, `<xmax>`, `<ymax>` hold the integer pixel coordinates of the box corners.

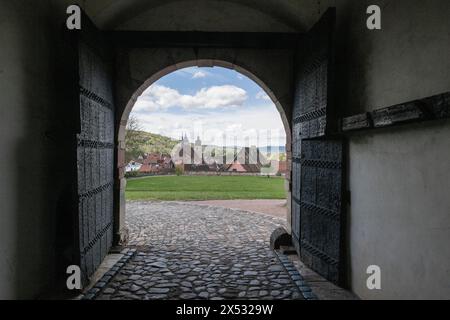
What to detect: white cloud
<box><xmin>256</xmin><ymin>90</ymin><xmax>271</xmax><ymax>101</ymax></box>
<box><xmin>133</xmin><ymin>84</ymin><xmax>248</xmax><ymax>112</ymax></box>
<box><xmin>130</xmin><ymin>106</ymin><xmax>286</xmax><ymax>147</ymax></box>
<box><xmin>192</xmin><ymin>71</ymin><xmax>207</xmax><ymax>79</ymax></box>
<box><xmin>177</xmin><ymin>67</ymin><xmax>212</xmax><ymax>79</ymax></box>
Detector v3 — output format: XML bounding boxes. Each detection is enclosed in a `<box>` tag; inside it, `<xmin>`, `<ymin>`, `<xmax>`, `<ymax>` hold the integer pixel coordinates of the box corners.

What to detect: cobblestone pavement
<box><xmin>95</xmin><ymin>201</ymin><xmax>303</xmax><ymax>300</ymax></box>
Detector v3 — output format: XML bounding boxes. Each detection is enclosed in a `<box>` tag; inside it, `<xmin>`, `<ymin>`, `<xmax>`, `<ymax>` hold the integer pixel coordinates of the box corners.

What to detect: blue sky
<box><xmin>130</xmin><ymin>66</ymin><xmax>286</xmax><ymax>147</ymax></box>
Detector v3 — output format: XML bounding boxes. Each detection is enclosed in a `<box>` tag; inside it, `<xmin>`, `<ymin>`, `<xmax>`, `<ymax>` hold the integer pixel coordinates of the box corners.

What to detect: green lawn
<box><xmin>126</xmin><ymin>175</ymin><xmax>286</xmax><ymax>201</ymax></box>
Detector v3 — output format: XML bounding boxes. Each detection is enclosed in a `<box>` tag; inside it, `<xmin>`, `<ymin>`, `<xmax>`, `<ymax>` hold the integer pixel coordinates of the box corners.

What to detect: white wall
<box><xmin>343</xmin><ymin>0</ymin><xmax>450</xmax><ymax>299</ymax></box>
<box><xmin>349</xmin><ymin>122</ymin><xmax>450</xmax><ymax>299</ymax></box>
<box><xmin>342</xmin><ymin>0</ymin><xmax>450</xmax><ymax>115</ymax></box>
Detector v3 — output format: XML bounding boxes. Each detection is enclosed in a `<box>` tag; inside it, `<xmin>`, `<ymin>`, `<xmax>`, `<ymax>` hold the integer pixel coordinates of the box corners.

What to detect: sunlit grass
<box><xmin>126</xmin><ymin>175</ymin><xmax>286</xmax><ymax>201</ymax></box>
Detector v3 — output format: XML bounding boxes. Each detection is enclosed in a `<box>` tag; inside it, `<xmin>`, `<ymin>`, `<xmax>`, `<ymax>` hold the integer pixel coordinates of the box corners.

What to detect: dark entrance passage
<box><xmin>69</xmin><ymin>8</ymin><xmax>346</xmax><ymax>290</ymax></box>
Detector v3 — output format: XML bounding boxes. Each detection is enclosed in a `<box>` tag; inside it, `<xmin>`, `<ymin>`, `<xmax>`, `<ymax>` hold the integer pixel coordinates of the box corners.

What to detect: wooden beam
<box><xmin>371</xmin><ymin>101</ymin><xmax>427</xmax><ymax>127</ymax></box>
<box><xmin>105</xmin><ymin>31</ymin><xmax>301</xmax><ymax>49</ymax></box>
<box><xmin>341</xmin><ymin>113</ymin><xmax>372</xmax><ymax>132</ymax></box>
<box><xmin>341</xmin><ymin>91</ymin><xmax>450</xmax><ymax>132</ymax></box>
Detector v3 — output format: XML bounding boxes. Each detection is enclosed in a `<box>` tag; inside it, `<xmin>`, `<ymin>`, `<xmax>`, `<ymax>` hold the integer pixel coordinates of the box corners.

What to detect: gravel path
<box><xmin>188</xmin><ymin>199</ymin><xmax>287</xmax><ymax>219</ymax></box>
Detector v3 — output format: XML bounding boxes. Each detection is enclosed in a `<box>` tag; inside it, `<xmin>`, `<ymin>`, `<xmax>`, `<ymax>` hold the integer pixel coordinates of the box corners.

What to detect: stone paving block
<box><xmin>89</xmin><ymin>201</ymin><xmax>305</xmax><ymax>300</ymax></box>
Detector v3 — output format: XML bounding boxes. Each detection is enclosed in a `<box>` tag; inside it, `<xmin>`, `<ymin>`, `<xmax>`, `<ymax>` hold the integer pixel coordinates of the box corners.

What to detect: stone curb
<box><xmin>274</xmin><ymin>250</ymin><xmax>318</xmax><ymax>300</ymax></box>
<box><xmin>81</xmin><ymin>248</ymin><xmax>137</xmax><ymax>300</ymax></box>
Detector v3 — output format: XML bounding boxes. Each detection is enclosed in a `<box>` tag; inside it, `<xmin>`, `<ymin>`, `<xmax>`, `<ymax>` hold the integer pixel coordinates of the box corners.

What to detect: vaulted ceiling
<box><xmin>75</xmin><ymin>0</ymin><xmax>341</xmax><ymax>32</ymax></box>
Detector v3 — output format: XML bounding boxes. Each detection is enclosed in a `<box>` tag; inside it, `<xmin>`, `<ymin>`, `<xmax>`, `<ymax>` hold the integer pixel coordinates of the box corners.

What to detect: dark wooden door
<box><xmin>292</xmin><ymin>8</ymin><xmax>345</xmax><ymax>285</ymax></box>
<box><xmin>73</xmin><ymin>13</ymin><xmax>115</xmax><ymax>284</ymax></box>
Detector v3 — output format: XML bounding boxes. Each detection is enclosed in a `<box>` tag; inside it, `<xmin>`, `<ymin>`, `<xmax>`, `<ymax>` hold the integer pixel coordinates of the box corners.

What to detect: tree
<box><xmin>125</xmin><ymin>115</ymin><xmax>144</xmax><ymax>162</ymax></box>
<box><xmin>175</xmin><ymin>164</ymin><xmax>184</xmax><ymax>176</ymax></box>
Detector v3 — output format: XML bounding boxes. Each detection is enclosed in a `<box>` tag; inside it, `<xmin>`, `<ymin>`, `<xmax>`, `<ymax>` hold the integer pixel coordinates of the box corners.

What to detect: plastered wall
<box><xmin>0</xmin><ymin>0</ymin><xmax>78</xmax><ymax>299</ymax></box>
<box><xmin>341</xmin><ymin>0</ymin><xmax>450</xmax><ymax>299</ymax></box>
<box><xmin>0</xmin><ymin>1</ymin><xmax>55</xmax><ymax>299</ymax></box>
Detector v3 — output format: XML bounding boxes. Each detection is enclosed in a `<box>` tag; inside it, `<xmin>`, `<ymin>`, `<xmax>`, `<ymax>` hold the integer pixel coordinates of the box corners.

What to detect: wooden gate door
<box><xmin>291</xmin><ymin>8</ymin><xmax>345</xmax><ymax>285</ymax></box>
<box><xmin>72</xmin><ymin>12</ymin><xmax>115</xmax><ymax>285</ymax></box>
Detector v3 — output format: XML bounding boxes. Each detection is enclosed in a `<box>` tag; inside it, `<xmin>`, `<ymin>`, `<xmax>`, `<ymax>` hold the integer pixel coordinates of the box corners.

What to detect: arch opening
<box><xmin>115</xmin><ymin>60</ymin><xmax>292</xmax><ymax>243</ymax></box>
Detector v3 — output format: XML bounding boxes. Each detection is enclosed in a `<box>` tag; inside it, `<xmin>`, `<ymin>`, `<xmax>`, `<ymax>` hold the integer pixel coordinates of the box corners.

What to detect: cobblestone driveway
<box><xmin>95</xmin><ymin>201</ymin><xmax>303</xmax><ymax>300</ymax></box>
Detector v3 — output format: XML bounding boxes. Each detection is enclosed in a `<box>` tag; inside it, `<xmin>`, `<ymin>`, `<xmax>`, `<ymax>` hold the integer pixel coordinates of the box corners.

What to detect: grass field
<box><xmin>126</xmin><ymin>175</ymin><xmax>286</xmax><ymax>201</ymax></box>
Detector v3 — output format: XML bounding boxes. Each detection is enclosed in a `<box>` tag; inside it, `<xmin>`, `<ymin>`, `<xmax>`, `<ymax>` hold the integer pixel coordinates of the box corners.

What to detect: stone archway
<box><xmin>114</xmin><ymin>57</ymin><xmax>294</xmax><ymax>243</ymax></box>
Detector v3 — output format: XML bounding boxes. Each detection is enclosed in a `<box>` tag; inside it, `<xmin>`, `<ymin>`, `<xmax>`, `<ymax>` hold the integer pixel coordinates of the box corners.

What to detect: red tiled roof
<box><xmin>278</xmin><ymin>161</ymin><xmax>287</xmax><ymax>173</ymax></box>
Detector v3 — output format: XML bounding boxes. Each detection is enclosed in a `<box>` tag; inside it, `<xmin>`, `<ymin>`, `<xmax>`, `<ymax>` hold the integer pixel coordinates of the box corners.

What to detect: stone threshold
<box><xmin>274</xmin><ymin>250</ymin><xmax>318</xmax><ymax>300</ymax></box>
<box><xmin>286</xmin><ymin>252</ymin><xmax>359</xmax><ymax>300</ymax></box>
<box><xmin>82</xmin><ymin>248</ymin><xmax>137</xmax><ymax>300</ymax></box>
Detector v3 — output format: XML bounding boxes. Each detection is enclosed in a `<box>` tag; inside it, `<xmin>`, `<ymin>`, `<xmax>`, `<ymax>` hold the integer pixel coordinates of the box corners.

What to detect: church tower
<box><xmin>195</xmin><ymin>136</ymin><xmax>202</xmax><ymax>147</ymax></box>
